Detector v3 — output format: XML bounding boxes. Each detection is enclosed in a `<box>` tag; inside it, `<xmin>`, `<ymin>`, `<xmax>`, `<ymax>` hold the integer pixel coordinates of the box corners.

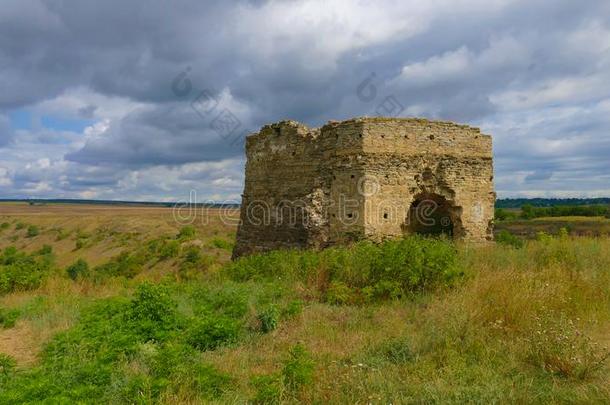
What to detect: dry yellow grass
<box><xmin>0</xmin><ymin>202</ymin><xmax>237</xmax><ymax>268</ymax></box>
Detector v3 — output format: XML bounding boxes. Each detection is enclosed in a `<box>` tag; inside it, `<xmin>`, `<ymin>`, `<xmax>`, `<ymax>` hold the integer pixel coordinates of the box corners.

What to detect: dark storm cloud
<box><xmin>65</xmin><ymin>102</ymin><xmax>249</xmax><ymax>166</ymax></box>
<box><xmin>0</xmin><ymin>0</ymin><xmax>609</xmax><ymax>199</ymax></box>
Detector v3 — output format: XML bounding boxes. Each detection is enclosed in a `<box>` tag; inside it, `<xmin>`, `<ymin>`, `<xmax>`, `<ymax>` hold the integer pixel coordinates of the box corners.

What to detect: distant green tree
<box><xmin>520</xmin><ymin>204</ymin><xmax>535</xmax><ymax>219</ymax></box>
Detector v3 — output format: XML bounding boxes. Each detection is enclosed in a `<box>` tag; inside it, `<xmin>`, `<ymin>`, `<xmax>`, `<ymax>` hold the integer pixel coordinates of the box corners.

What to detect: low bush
<box><xmin>0</xmin><ymin>222</ymin><xmax>9</xmax><ymax>230</ymax></box>
<box><xmin>183</xmin><ymin>245</ymin><xmax>202</xmax><ymax>263</ymax></box>
<box><xmin>178</xmin><ymin>246</ymin><xmax>215</xmax><ymax>280</ymax></box>
<box><xmin>54</xmin><ymin>227</ymin><xmax>70</xmax><ymax>241</ymax></box>
<box><xmin>186</xmin><ymin>316</ymin><xmax>241</xmax><ymax>351</ymax></box>
<box><xmin>282</xmin><ymin>300</ymin><xmax>304</xmax><ymax>318</ymax></box>
<box><xmin>37</xmin><ymin>245</ymin><xmax>53</xmax><ymax>255</ymax></box>
<box><xmin>0</xmin><ymin>354</ymin><xmax>16</xmax><ymax>383</ymax></box>
<box><xmin>26</xmin><ymin>225</ymin><xmax>39</xmax><ymax>238</ymax></box>
<box><xmin>66</xmin><ymin>258</ymin><xmax>89</xmax><ymax>280</ymax></box>
<box><xmin>14</xmin><ymin>222</ymin><xmax>25</xmax><ymax>230</ymax></box>
<box><xmin>128</xmin><ymin>283</ymin><xmax>180</xmax><ymax>340</ymax></box>
<box><xmin>495</xmin><ymin>208</ymin><xmax>517</xmax><ymax>221</ymax></box>
<box><xmin>325</xmin><ymin>280</ymin><xmax>355</xmax><ymax>305</ymax></box>
<box><xmin>210</xmin><ymin>237</ymin><xmax>234</xmax><ymax>251</ymax></box>
<box><xmin>93</xmin><ymin>251</ymin><xmax>148</xmax><ymax>279</ymax></box>
<box><xmin>258</xmin><ymin>305</ymin><xmax>280</xmax><ymax>333</ymax></box>
<box><xmin>251</xmin><ymin>343</ymin><xmax>315</xmax><ymax>403</ymax></box>
<box><xmin>536</xmin><ymin>231</ymin><xmax>554</xmax><ymax>243</ymax></box>
<box><xmin>0</xmin><ymin>307</ymin><xmax>20</xmax><ymax>328</ymax></box>
<box><xmin>0</xmin><ymin>282</ymin><xmax>232</xmax><ymax>402</ymax></box>
<box><xmin>74</xmin><ymin>238</ymin><xmax>87</xmax><ymax>250</ymax></box>
<box><xmin>0</xmin><ymin>246</ymin><xmax>53</xmax><ymax>295</ymax></box>
<box><xmin>190</xmin><ymin>283</ymin><xmax>249</xmax><ymax>319</ymax></box>
<box><xmin>227</xmin><ymin>236</ymin><xmax>462</xmax><ymax>303</ymax></box>
<box><xmin>252</xmin><ymin>374</ymin><xmax>283</xmax><ymax>404</ymax></box>
<box><xmin>177</xmin><ymin>225</ymin><xmax>197</xmax><ymax>240</ymax></box>
<box><xmin>282</xmin><ymin>344</ymin><xmax>315</xmax><ymax>392</ymax></box>
<box><xmin>159</xmin><ymin>240</ymin><xmax>180</xmax><ymax>260</ymax></box>
<box><xmin>496</xmin><ymin>230</ymin><xmax>524</xmax><ymax>248</ymax></box>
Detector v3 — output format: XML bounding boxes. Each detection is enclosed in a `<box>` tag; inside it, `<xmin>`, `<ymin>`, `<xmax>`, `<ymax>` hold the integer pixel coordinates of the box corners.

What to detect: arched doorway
<box><xmin>406</xmin><ymin>193</ymin><xmax>457</xmax><ymax>237</ymax></box>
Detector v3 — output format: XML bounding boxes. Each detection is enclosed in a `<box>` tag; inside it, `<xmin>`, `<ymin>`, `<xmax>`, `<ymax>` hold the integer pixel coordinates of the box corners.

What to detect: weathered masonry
<box><xmin>232</xmin><ymin>117</ymin><xmax>495</xmax><ymax>258</ymax></box>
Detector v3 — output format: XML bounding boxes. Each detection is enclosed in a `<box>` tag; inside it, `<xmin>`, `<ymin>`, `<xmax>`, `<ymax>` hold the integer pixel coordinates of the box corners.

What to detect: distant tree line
<box><xmin>496</xmin><ymin>198</ymin><xmax>610</xmax><ymax>209</ymax></box>
<box><xmin>496</xmin><ymin>204</ymin><xmax>610</xmax><ymax>221</ymax></box>
<box><xmin>1</xmin><ymin>199</ymin><xmax>240</xmax><ymax>208</ymax></box>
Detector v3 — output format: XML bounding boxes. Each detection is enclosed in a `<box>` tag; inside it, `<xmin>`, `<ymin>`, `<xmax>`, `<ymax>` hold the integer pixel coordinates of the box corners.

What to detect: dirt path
<box><xmin>0</xmin><ymin>322</ymin><xmax>39</xmax><ymax>366</ymax></box>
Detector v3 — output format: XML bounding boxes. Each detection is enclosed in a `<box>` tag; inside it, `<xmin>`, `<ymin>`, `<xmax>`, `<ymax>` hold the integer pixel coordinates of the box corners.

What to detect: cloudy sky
<box><xmin>1</xmin><ymin>0</ymin><xmax>609</xmax><ymax>202</ymax></box>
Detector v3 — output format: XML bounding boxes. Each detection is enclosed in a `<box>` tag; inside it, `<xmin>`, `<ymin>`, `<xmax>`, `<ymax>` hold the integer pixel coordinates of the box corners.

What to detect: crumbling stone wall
<box><xmin>232</xmin><ymin>117</ymin><xmax>495</xmax><ymax>258</ymax></box>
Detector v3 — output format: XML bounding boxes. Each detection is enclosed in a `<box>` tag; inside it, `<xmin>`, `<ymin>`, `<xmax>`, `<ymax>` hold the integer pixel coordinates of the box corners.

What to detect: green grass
<box><xmin>0</xmin><ymin>217</ymin><xmax>609</xmax><ymax>403</ymax></box>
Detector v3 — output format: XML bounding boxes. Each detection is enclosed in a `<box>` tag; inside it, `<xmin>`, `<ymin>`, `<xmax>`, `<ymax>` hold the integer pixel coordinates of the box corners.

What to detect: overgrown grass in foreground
<box><xmin>226</xmin><ymin>236</ymin><xmax>461</xmax><ymax>303</ymax></box>
<box><xmin>0</xmin><ymin>234</ymin><xmax>609</xmax><ymax>403</ymax></box>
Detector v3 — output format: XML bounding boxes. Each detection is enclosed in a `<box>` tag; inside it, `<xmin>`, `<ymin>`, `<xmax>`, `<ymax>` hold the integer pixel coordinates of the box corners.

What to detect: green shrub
<box><xmin>130</xmin><ymin>343</ymin><xmax>232</xmax><ymax>399</ymax></box>
<box><xmin>227</xmin><ymin>236</ymin><xmax>461</xmax><ymax>303</ymax></box>
<box><xmin>66</xmin><ymin>258</ymin><xmax>89</xmax><ymax>280</ymax></box>
<box><xmin>258</xmin><ymin>305</ymin><xmax>280</xmax><ymax>333</ymax></box>
<box><xmin>177</xmin><ymin>225</ymin><xmax>197</xmax><ymax>240</ymax></box>
<box><xmin>128</xmin><ymin>283</ymin><xmax>179</xmax><ymax>340</ymax></box>
<box><xmin>173</xmin><ymin>361</ymin><xmax>232</xmax><ymax>399</ymax></box>
<box><xmin>0</xmin><ymin>353</ymin><xmax>16</xmax><ymax>382</ymax></box>
<box><xmin>186</xmin><ymin>316</ymin><xmax>241</xmax><ymax>351</ymax></box>
<box><xmin>183</xmin><ymin>245</ymin><xmax>202</xmax><ymax>263</ymax></box>
<box><xmin>496</xmin><ymin>230</ymin><xmax>524</xmax><ymax>249</ymax></box>
<box><xmin>282</xmin><ymin>300</ymin><xmax>304</xmax><ymax>318</ymax></box>
<box><xmin>252</xmin><ymin>374</ymin><xmax>283</xmax><ymax>404</ymax></box>
<box><xmin>94</xmin><ymin>251</ymin><xmax>146</xmax><ymax>279</ymax></box>
<box><xmin>494</xmin><ymin>208</ymin><xmax>517</xmax><ymax>221</ymax></box>
<box><xmin>250</xmin><ymin>344</ymin><xmax>314</xmax><ymax>403</ymax></box>
<box><xmin>536</xmin><ymin>231</ymin><xmax>553</xmax><ymax>242</ymax></box>
<box><xmin>190</xmin><ymin>284</ymin><xmax>249</xmax><ymax>319</ymax></box>
<box><xmin>520</xmin><ymin>204</ymin><xmax>535</xmax><ymax>219</ymax></box>
<box><xmin>74</xmin><ymin>238</ymin><xmax>86</xmax><ymax>250</ymax></box>
<box><xmin>159</xmin><ymin>240</ymin><xmax>180</xmax><ymax>260</ymax></box>
<box><xmin>26</xmin><ymin>225</ymin><xmax>39</xmax><ymax>238</ymax></box>
<box><xmin>14</xmin><ymin>222</ymin><xmax>25</xmax><ymax>230</ymax></box>
<box><xmin>282</xmin><ymin>344</ymin><xmax>314</xmax><ymax>391</ymax></box>
<box><xmin>0</xmin><ymin>279</ymin><xmax>238</xmax><ymax>403</ymax></box>
<box><xmin>0</xmin><ymin>222</ymin><xmax>9</xmax><ymax>232</ymax></box>
<box><xmin>55</xmin><ymin>228</ymin><xmax>70</xmax><ymax>241</ymax></box>
<box><xmin>210</xmin><ymin>237</ymin><xmax>234</xmax><ymax>251</ymax></box>
<box><xmin>0</xmin><ymin>307</ymin><xmax>20</xmax><ymax>328</ymax></box>
<box><xmin>0</xmin><ymin>247</ymin><xmax>52</xmax><ymax>295</ymax></box>
<box><xmin>176</xmin><ymin>245</ymin><xmax>217</xmax><ymax>280</ymax></box>
<box><xmin>37</xmin><ymin>245</ymin><xmax>53</xmax><ymax>255</ymax></box>
<box><xmin>326</xmin><ymin>280</ymin><xmax>355</xmax><ymax>305</ymax></box>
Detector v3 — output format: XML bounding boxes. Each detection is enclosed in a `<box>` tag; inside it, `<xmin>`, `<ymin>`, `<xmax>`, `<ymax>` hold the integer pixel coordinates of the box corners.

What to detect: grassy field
<box><xmin>0</xmin><ymin>203</ymin><xmax>609</xmax><ymax>403</ymax></box>
<box><xmin>496</xmin><ymin>216</ymin><xmax>610</xmax><ymax>239</ymax></box>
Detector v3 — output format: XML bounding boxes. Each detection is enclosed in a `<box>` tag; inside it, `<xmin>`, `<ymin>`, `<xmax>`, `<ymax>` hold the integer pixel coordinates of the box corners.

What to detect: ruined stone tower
<box><xmin>232</xmin><ymin>117</ymin><xmax>495</xmax><ymax>258</ymax></box>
